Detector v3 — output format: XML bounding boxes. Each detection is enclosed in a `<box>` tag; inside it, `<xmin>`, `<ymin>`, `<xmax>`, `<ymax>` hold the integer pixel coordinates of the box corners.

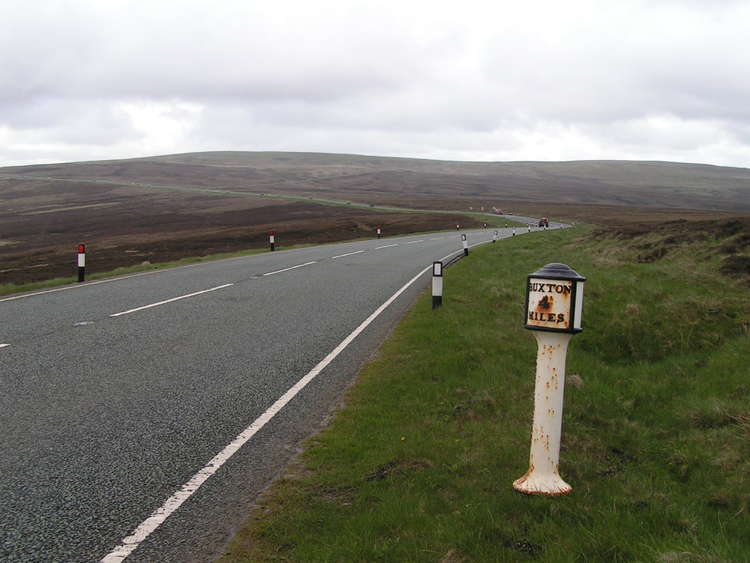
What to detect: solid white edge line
<box><xmin>375</xmin><ymin>244</ymin><xmax>399</xmax><ymax>249</ymax></box>
<box><xmin>99</xmin><ymin>261</ymin><xmax>437</xmax><ymax>562</ymax></box>
<box><xmin>262</xmin><ymin>261</ymin><xmax>317</xmax><ymax>276</ymax></box>
<box><xmin>0</xmin><ymin>270</ymin><xmax>168</xmax><ymax>303</ymax></box>
<box><xmin>102</xmin><ymin>231</ymin><xmax>513</xmax><ymax>561</ymax></box>
<box><xmin>0</xmin><ymin>343</ymin><xmax>9</xmax><ymax>349</ymax></box>
<box><xmin>109</xmin><ymin>284</ymin><xmax>234</xmax><ymax>317</ymax></box>
<box><xmin>331</xmin><ymin>250</ymin><xmax>365</xmax><ymax>260</ymax></box>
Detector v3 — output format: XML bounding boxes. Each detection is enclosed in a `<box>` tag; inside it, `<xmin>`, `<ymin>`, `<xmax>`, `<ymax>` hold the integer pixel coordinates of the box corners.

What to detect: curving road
<box><xmin>1</xmin><ymin>222</ymin><xmax>563</xmax><ymax>562</ymax></box>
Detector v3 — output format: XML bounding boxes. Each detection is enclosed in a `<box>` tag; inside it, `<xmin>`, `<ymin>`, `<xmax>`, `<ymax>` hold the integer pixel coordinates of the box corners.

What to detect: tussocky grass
<box><xmin>221</xmin><ymin>223</ymin><xmax>750</xmax><ymax>562</ymax></box>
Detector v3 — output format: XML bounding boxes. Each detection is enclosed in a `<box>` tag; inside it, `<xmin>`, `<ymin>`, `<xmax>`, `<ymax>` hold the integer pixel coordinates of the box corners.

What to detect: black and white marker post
<box><xmin>461</xmin><ymin>233</ymin><xmax>469</xmax><ymax>256</ymax></box>
<box><xmin>77</xmin><ymin>244</ymin><xmax>86</xmax><ymax>282</ymax></box>
<box><xmin>376</xmin><ymin>226</ymin><xmax>382</xmax><ymax>239</ymax></box>
<box><xmin>432</xmin><ymin>261</ymin><xmax>443</xmax><ymax>309</ymax></box>
<box><xmin>456</xmin><ymin>224</ymin><xmax>460</xmax><ymax>230</ymax></box>
<box><xmin>269</xmin><ymin>231</ymin><xmax>276</xmax><ymax>251</ymax></box>
<box><xmin>492</xmin><ymin>230</ymin><xmax>498</xmax><ymax>243</ymax></box>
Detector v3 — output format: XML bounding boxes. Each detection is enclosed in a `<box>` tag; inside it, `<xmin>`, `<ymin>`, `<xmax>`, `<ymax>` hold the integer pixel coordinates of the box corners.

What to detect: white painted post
<box><xmin>377</xmin><ymin>226</ymin><xmax>382</xmax><ymax>239</ymax></box>
<box><xmin>77</xmin><ymin>244</ymin><xmax>86</xmax><ymax>282</ymax></box>
<box><xmin>269</xmin><ymin>231</ymin><xmax>276</xmax><ymax>251</ymax></box>
<box><xmin>513</xmin><ymin>263</ymin><xmax>586</xmax><ymax>496</ymax></box>
<box><xmin>492</xmin><ymin>230</ymin><xmax>498</xmax><ymax>243</ymax></box>
<box><xmin>432</xmin><ymin>261</ymin><xmax>443</xmax><ymax>309</ymax></box>
<box><xmin>461</xmin><ymin>233</ymin><xmax>469</xmax><ymax>256</ymax></box>
<box><xmin>512</xmin><ymin>229</ymin><xmax>516</xmax><ymax>236</ymax></box>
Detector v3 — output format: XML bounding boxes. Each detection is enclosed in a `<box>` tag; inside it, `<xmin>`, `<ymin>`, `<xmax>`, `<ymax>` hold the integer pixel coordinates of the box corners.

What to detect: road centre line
<box><xmin>109</xmin><ymin>284</ymin><xmax>234</xmax><ymax>317</ymax></box>
<box><xmin>375</xmin><ymin>244</ymin><xmax>399</xmax><ymax>249</ymax></box>
<box><xmin>0</xmin><ymin>229</ymin><xmax>520</xmax><ymax>304</ymax></box>
<box><xmin>100</xmin><ymin>259</ymin><xmax>439</xmax><ymax>562</ymax></box>
<box><xmin>405</xmin><ymin>239</ymin><xmax>425</xmax><ymax>244</ymax></box>
<box><xmin>331</xmin><ymin>250</ymin><xmax>365</xmax><ymax>259</ymax></box>
<box><xmin>262</xmin><ymin>261</ymin><xmax>317</xmax><ymax>276</ymax></box>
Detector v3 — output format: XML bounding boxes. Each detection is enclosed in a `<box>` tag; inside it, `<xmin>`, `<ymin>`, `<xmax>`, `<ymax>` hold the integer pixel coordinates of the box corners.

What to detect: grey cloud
<box><xmin>1</xmin><ymin>0</ymin><xmax>749</xmax><ymax>167</ymax></box>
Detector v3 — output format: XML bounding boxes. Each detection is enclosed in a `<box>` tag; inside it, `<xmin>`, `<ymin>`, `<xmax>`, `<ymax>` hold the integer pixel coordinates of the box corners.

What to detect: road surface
<box><xmin>1</xmin><ymin>223</ymin><xmax>563</xmax><ymax>562</ymax></box>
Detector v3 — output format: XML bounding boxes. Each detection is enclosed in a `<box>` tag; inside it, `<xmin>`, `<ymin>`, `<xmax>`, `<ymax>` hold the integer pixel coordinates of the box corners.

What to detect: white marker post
<box><xmin>77</xmin><ymin>244</ymin><xmax>86</xmax><ymax>282</ymax></box>
<box><xmin>377</xmin><ymin>226</ymin><xmax>382</xmax><ymax>239</ymax></box>
<box><xmin>492</xmin><ymin>230</ymin><xmax>498</xmax><ymax>243</ymax></box>
<box><xmin>512</xmin><ymin>229</ymin><xmax>516</xmax><ymax>236</ymax></box>
<box><xmin>528</xmin><ymin>224</ymin><xmax>531</xmax><ymax>232</ymax></box>
<box><xmin>432</xmin><ymin>261</ymin><xmax>443</xmax><ymax>309</ymax></box>
<box><xmin>269</xmin><ymin>231</ymin><xmax>276</xmax><ymax>252</ymax></box>
<box><xmin>513</xmin><ymin>263</ymin><xmax>586</xmax><ymax>496</ymax></box>
<box><xmin>456</xmin><ymin>224</ymin><xmax>460</xmax><ymax>230</ymax></box>
<box><xmin>461</xmin><ymin>233</ymin><xmax>469</xmax><ymax>256</ymax></box>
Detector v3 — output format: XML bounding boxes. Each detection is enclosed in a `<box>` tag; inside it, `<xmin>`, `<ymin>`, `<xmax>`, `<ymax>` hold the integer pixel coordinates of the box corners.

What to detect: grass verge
<box><xmin>0</xmin><ymin>248</ymin><xmax>266</xmax><ymax>298</ymax></box>
<box><xmin>221</xmin><ymin>223</ymin><xmax>750</xmax><ymax>562</ymax></box>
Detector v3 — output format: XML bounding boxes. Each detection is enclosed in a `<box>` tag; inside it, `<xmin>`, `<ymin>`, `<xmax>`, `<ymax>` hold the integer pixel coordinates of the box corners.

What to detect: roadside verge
<box><xmin>221</xmin><ymin>224</ymin><xmax>750</xmax><ymax>562</ymax></box>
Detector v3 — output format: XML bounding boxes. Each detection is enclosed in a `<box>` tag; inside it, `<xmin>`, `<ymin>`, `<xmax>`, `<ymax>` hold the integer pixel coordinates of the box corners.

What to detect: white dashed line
<box><xmin>0</xmin><ymin>344</ymin><xmax>9</xmax><ymax>349</ymax></box>
<box><xmin>262</xmin><ymin>261</ymin><xmax>317</xmax><ymax>276</ymax></box>
<box><xmin>110</xmin><ymin>284</ymin><xmax>234</xmax><ymax>317</ymax></box>
<box><xmin>331</xmin><ymin>250</ymin><xmax>365</xmax><ymax>260</ymax></box>
<box><xmin>405</xmin><ymin>240</ymin><xmax>425</xmax><ymax>244</ymax></box>
<box><xmin>375</xmin><ymin>244</ymin><xmax>399</xmax><ymax>249</ymax></box>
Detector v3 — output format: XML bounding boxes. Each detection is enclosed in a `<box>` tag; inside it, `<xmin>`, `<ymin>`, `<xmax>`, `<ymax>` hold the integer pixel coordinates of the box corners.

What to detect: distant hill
<box><xmin>3</xmin><ymin>151</ymin><xmax>750</xmax><ymax>213</ymax></box>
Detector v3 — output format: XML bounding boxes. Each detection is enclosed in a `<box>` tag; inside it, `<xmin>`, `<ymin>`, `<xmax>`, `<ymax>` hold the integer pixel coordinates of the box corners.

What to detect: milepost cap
<box><xmin>530</xmin><ymin>263</ymin><xmax>586</xmax><ymax>281</ymax></box>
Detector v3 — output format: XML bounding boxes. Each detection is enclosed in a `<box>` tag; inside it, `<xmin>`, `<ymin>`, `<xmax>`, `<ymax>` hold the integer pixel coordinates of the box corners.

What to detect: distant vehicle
<box><xmin>538</xmin><ymin>217</ymin><xmax>549</xmax><ymax>227</ymax></box>
<box><xmin>493</xmin><ymin>209</ymin><xmax>504</xmax><ymax>215</ymax></box>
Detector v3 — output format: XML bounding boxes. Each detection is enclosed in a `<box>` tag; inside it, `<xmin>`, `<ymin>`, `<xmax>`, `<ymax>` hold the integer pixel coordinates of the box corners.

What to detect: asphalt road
<box><xmin>1</xmin><ymin>221</ymin><xmax>564</xmax><ymax>562</ymax></box>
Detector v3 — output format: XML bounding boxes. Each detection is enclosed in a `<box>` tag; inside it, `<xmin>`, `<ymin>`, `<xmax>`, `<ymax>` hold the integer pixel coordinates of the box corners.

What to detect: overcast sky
<box><xmin>1</xmin><ymin>0</ymin><xmax>749</xmax><ymax>168</ymax></box>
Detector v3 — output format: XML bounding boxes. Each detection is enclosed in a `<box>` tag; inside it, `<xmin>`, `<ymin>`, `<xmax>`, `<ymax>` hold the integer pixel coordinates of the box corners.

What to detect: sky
<box><xmin>1</xmin><ymin>0</ymin><xmax>749</xmax><ymax>168</ymax></box>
